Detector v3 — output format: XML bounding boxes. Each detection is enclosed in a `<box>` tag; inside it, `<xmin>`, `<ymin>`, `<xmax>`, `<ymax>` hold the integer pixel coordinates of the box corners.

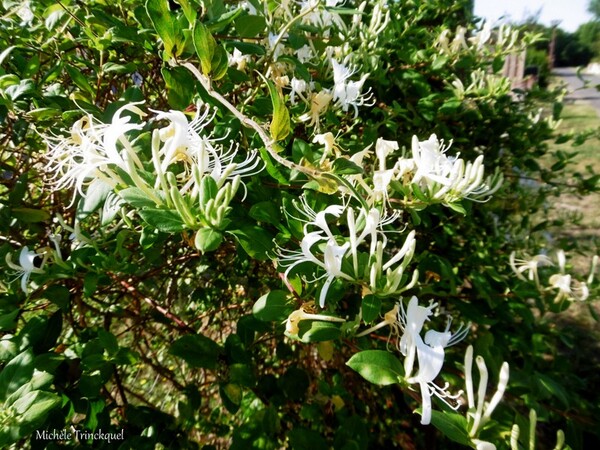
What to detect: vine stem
<box><xmin>182</xmin><ymin>62</ymin><xmax>322</xmax><ymax>179</ymax></box>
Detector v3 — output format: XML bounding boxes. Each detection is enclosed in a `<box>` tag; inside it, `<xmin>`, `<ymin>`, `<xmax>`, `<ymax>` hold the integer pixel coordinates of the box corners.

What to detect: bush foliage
<box><xmin>0</xmin><ymin>0</ymin><xmax>599</xmax><ymax>449</ymax></box>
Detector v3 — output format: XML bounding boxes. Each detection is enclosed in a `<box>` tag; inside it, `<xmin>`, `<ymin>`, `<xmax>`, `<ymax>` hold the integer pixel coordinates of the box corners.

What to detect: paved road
<box><xmin>553</xmin><ymin>67</ymin><xmax>600</xmax><ymax>115</ymax></box>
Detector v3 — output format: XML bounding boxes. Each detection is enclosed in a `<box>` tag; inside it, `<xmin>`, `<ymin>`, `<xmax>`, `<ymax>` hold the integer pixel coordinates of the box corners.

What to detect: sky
<box><xmin>474</xmin><ymin>0</ymin><xmax>595</xmax><ymax>32</ymax></box>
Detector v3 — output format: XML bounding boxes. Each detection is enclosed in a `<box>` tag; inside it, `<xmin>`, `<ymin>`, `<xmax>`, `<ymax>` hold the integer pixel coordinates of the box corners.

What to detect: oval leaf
<box><xmin>346</xmin><ymin>350</ymin><xmax>404</xmax><ymax>386</ymax></box>
<box><xmin>169</xmin><ymin>334</ymin><xmax>221</xmax><ymax>369</ymax></box>
<box><xmin>252</xmin><ymin>290</ymin><xmax>293</xmax><ymax>322</ymax></box>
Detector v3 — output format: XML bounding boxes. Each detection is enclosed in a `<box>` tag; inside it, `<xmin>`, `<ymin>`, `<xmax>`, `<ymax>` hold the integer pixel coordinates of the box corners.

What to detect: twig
<box><xmin>110</xmin><ymin>274</ymin><xmax>195</xmax><ymax>333</ymax></box>
<box><xmin>182</xmin><ymin>63</ymin><xmax>322</xmax><ymax>179</ymax></box>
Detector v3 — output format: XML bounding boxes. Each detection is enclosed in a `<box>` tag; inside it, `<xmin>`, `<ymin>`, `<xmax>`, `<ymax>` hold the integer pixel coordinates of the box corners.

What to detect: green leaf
<box><xmin>432</xmin><ymin>54</ymin><xmax>449</xmax><ymax>71</ymax></box>
<box><xmin>447</xmin><ymin>202</ymin><xmax>466</xmax><ymax>215</ymax></box>
<box><xmin>138</xmin><ymin>209</ymin><xmax>186</xmax><ymax>232</ymax></box>
<box><xmin>101</xmin><ymin>191</ymin><xmax>123</xmax><ymax>225</ymax></box>
<box><xmin>176</xmin><ymin>0</ymin><xmax>197</xmax><ymax>23</ymax></box>
<box><xmin>411</xmin><ymin>183</ymin><xmax>428</xmax><ymax>202</ymax></box>
<box><xmin>259</xmin><ymin>73</ymin><xmax>290</xmax><ymax>142</ymax></box>
<box><xmin>332</xmin><ymin>158</ymin><xmax>364</xmax><ymax>175</ymax></box>
<box><xmin>192</xmin><ymin>21</ymin><xmax>216</xmax><ymax>74</ymax></box>
<box><xmin>194</xmin><ymin>228</ymin><xmax>223</xmax><ymax>252</ymax></box>
<box><xmin>253</xmin><ymin>290</ymin><xmax>293</xmax><ymax>322</ymax></box>
<box><xmin>536</xmin><ymin>373</ymin><xmax>570</xmax><ymax>408</ymax></box>
<box><xmin>298</xmin><ymin>321</ymin><xmax>342</xmax><ymax>343</ymax></box>
<box><xmin>439</xmin><ymin>99</ymin><xmax>462</xmax><ymax>115</ymax></box>
<box><xmin>288</xmin><ymin>428</ymin><xmax>329</xmax><ymax>450</ymax></box>
<box><xmin>26</xmin><ymin>107</ymin><xmax>61</xmax><ymax>120</ymax></box>
<box><xmin>162</xmin><ymin>66</ymin><xmax>195</xmax><ymax>110</ymax></box>
<box><xmin>169</xmin><ymin>334</ymin><xmax>221</xmax><ymax>369</ymax></box>
<box><xmin>0</xmin><ymin>310</ymin><xmax>19</xmax><ymax>332</ymax></box>
<box><xmin>220</xmin><ymin>383</ymin><xmax>242</xmax><ymax>413</ymax></box>
<box><xmin>211</xmin><ymin>45</ymin><xmax>229</xmax><ymax>80</ymax></box>
<box><xmin>258</xmin><ymin>147</ymin><xmax>289</xmax><ymax>184</ymax></box>
<box><xmin>234</xmin><ymin>14</ymin><xmax>266</xmax><ymax>37</ymax></box>
<box><xmin>229</xmin><ymin>225</ymin><xmax>274</xmax><ymax>260</ymax></box>
<box><xmin>206</xmin><ymin>7</ymin><xmax>243</xmax><ymax>33</ymax></box>
<box><xmin>229</xmin><ymin>363</ymin><xmax>256</xmax><ymax>387</ymax></box>
<box><xmin>145</xmin><ymin>0</ymin><xmax>184</xmax><ymax>58</ymax></box>
<box><xmin>98</xmin><ymin>329</ymin><xmax>119</xmax><ymax>356</ymax></box>
<box><xmin>429</xmin><ymin>411</ymin><xmax>471</xmax><ymax>446</ymax></box>
<box><xmin>119</xmin><ymin>187</ymin><xmax>160</xmax><ymax>209</ymax></box>
<box><xmin>14</xmin><ymin>390</ymin><xmax>61</xmax><ymax>422</ymax></box>
<box><xmin>77</xmin><ymin>179</ymin><xmax>111</xmax><ymax>219</ymax></box>
<box><xmin>361</xmin><ymin>295</ymin><xmax>381</xmax><ymax>324</ymax></box>
<box><xmin>249</xmin><ymin>201</ymin><xmax>281</xmax><ymax>225</ymax></box>
<box><xmin>5</xmin><ymin>79</ymin><xmax>36</xmax><ymax>100</ymax></box>
<box><xmin>228</xmin><ymin>41</ymin><xmax>266</xmax><ymax>55</ymax></box>
<box><xmin>200</xmin><ymin>176</ymin><xmax>219</xmax><ymax>204</ymax></box>
<box><xmin>0</xmin><ymin>349</ymin><xmax>34</xmax><ymax>402</ymax></box>
<box><xmin>42</xmin><ymin>285</ymin><xmax>70</xmax><ymax>310</ymax></box>
<box><xmin>346</xmin><ymin>350</ymin><xmax>403</xmax><ymax>385</ymax></box>
<box><xmin>102</xmin><ymin>62</ymin><xmax>138</xmax><ymax>74</ymax></box>
<box><xmin>11</xmin><ymin>207</ymin><xmax>51</xmax><ymax>223</ymax></box>
<box><xmin>0</xmin><ymin>46</ymin><xmax>15</xmax><ymax>66</ymax></box>
<box><xmin>270</xmin><ymin>93</ymin><xmax>291</xmax><ymax>142</ymax></box>
<box><xmin>65</xmin><ymin>65</ymin><xmax>95</xmax><ymax>97</ymax></box>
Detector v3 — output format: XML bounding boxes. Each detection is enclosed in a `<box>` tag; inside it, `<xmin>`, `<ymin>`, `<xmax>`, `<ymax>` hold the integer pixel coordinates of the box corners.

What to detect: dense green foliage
<box><xmin>0</xmin><ymin>0</ymin><xmax>599</xmax><ymax>449</ymax></box>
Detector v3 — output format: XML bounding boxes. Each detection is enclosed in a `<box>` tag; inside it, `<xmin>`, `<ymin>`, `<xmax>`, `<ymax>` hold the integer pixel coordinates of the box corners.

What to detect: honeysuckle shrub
<box><xmin>0</xmin><ymin>0</ymin><xmax>599</xmax><ymax>449</ymax></box>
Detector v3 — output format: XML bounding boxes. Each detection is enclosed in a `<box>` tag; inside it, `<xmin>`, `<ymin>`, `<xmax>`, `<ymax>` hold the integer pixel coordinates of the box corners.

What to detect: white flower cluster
<box><xmin>319</xmin><ymin>134</ymin><xmax>502</xmax><ymax>208</ymax></box>
<box><xmin>356</xmin><ymin>297</ymin><xmax>471</xmax><ymax>425</ymax></box>
<box><xmin>295</xmin><ymin>58</ymin><xmax>374</xmax><ymax>129</ymax></box>
<box><xmin>398</xmin><ymin>297</ymin><xmax>468</xmax><ymax>425</ymax></box>
<box><xmin>224</xmin><ymin>1</ymin><xmax>384</xmax><ymax>130</ymax></box>
<box><xmin>435</xmin><ymin>22</ymin><xmax>520</xmax><ymax>57</ymax></box>
<box><xmin>450</xmin><ymin>69</ymin><xmax>513</xmax><ymax>101</ymax></box>
<box><xmin>354</xmin><ymin>298</ymin><xmax>511</xmax><ymax>435</ymax></box>
<box><xmin>277</xmin><ymin>199</ymin><xmax>418</xmax><ymax>307</ymax></box>
<box><xmin>45</xmin><ymin>103</ymin><xmax>261</xmax><ymax>208</ymax></box>
<box><xmin>464</xmin><ymin>345</ymin><xmax>510</xmax><ymax>450</ymax></box>
<box><xmin>510</xmin><ymin>250</ymin><xmax>596</xmax><ymax>303</ymax></box>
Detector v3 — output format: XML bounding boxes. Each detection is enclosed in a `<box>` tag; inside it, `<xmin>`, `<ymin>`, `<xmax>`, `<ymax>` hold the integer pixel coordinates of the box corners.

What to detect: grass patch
<box><xmin>552</xmin><ymin>102</ymin><xmax>600</xmax><ymax>173</ymax></box>
<box><xmin>543</xmin><ymin>101</ymin><xmax>600</xmax><ymax>272</ymax></box>
<box><xmin>547</xmin><ymin>102</ymin><xmax>600</xmax><ymax>230</ymax></box>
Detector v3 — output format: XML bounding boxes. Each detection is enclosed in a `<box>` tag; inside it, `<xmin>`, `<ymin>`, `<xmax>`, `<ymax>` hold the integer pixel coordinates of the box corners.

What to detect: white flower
<box><xmin>411</xmin><ymin>134</ymin><xmax>457</xmax><ymax>187</ymax></box>
<box><xmin>470</xmin><ymin>22</ymin><xmax>492</xmax><ymax>50</ymax></box>
<box><xmin>45</xmin><ymin>103</ymin><xmax>146</xmax><ymax>199</ymax></box>
<box><xmin>372</xmin><ymin>138</ymin><xmax>398</xmax><ymax>203</ymax></box>
<box><xmin>5</xmin><ymin>247</ymin><xmax>48</xmax><ymax>294</ymax></box>
<box><xmin>290</xmin><ymin>77</ymin><xmax>309</xmax><ymax>105</ymax></box>
<box><xmin>279</xmin><ymin>201</ymin><xmax>416</xmax><ymax>306</ymax></box>
<box><xmin>295</xmin><ymin>45</ymin><xmax>314</xmax><ymax>63</ymax></box>
<box><xmin>229</xmin><ymin>48</ymin><xmax>250</xmax><ymax>71</ymax></box>
<box><xmin>398</xmin><ymin>296</ymin><xmax>467</xmax><ymax>425</ymax></box>
<box><xmin>319</xmin><ymin>240</ymin><xmax>351</xmax><ymax>307</ymax></box>
<box><xmin>464</xmin><ymin>346</ymin><xmax>510</xmax><ymax>443</ymax></box>
<box><xmin>509</xmin><ymin>251</ymin><xmax>552</xmax><ymax>288</ymax></box>
<box><xmin>410</xmin><ymin>134</ymin><xmax>501</xmax><ymax>204</ymax></box>
<box><xmin>301</xmin><ymin>0</ymin><xmax>345</xmax><ymax>34</ymax></box>
<box><xmin>451</xmin><ymin>26</ymin><xmax>468</xmax><ymax>53</ymax></box>
<box><xmin>267</xmin><ymin>32</ymin><xmax>286</xmax><ymax>60</ymax></box>
<box><xmin>313</xmin><ymin>132</ymin><xmax>342</xmax><ymax>165</ymax></box>
<box><xmin>299</xmin><ymin>90</ymin><xmax>333</xmax><ymax>130</ymax></box>
<box><xmin>331</xmin><ymin>59</ymin><xmax>374</xmax><ymax>116</ymax></box>
<box><xmin>472</xmin><ymin>440</ymin><xmax>496</xmax><ymax>450</ymax></box>
<box><xmin>152</xmin><ymin>105</ymin><xmax>263</xmax><ymax>195</ymax></box>
<box><xmin>278</xmin><ymin>232</ymin><xmax>353</xmax><ymax>308</ymax></box>
<box><xmin>548</xmin><ymin>273</ymin><xmax>589</xmax><ymax>302</ymax></box>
